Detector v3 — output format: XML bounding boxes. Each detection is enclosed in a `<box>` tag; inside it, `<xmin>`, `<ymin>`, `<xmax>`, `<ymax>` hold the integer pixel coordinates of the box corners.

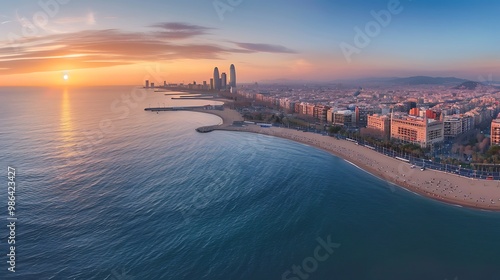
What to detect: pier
<box><xmin>171</xmin><ymin>95</ymin><xmax>214</xmax><ymax>100</ymax></box>
<box><xmin>144</xmin><ymin>104</ymin><xmax>243</xmax><ymax>133</ymax></box>
<box><xmin>144</xmin><ymin>105</ymin><xmax>223</xmax><ymax>112</ymax></box>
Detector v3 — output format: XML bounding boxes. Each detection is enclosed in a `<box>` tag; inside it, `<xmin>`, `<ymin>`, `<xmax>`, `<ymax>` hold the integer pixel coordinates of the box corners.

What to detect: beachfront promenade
<box><xmin>146</xmin><ymin>105</ymin><xmax>500</xmax><ymax>211</ymax></box>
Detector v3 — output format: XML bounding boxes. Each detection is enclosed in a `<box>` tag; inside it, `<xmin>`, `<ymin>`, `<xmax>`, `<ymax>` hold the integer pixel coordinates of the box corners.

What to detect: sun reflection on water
<box><xmin>60</xmin><ymin>88</ymin><xmax>75</xmax><ymax>156</ymax></box>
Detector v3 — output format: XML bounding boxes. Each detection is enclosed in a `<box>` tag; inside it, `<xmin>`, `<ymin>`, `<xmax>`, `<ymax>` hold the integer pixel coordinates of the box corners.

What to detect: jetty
<box><xmin>144</xmin><ymin>105</ymin><xmax>223</xmax><ymax>112</ymax></box>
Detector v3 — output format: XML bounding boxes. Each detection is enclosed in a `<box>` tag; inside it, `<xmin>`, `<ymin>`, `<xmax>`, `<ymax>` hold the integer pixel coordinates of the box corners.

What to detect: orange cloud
<box><xmin>0</xmin><ymin>22</ymin><xmax>297</xmax><ymax>77</ymax></box>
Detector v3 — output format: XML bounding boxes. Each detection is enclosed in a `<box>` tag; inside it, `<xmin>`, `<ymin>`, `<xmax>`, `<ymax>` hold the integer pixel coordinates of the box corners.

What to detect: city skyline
<box><xmin>0</xmin><ymin>0</ymin><xmax>499</xmax><ymax>86</ymax></box>
<box><xmin>144</xmin><ymin>64</ymin><xmax>236</xmax><ymax>91</ymax></box>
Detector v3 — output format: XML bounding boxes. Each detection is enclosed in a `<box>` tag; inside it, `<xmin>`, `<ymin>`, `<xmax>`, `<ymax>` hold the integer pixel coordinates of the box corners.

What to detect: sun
<box><xmin>63</xmin><ymin>74</ymin><xmax>69</xmax><ymax>80</ymax></box>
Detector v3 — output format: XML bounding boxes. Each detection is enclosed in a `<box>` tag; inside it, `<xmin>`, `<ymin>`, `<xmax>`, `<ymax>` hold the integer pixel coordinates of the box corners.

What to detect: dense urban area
<box><xmin>148</xmin><ymin>70</ymin><xmax>500</xmax><ymax>174</ymax></box>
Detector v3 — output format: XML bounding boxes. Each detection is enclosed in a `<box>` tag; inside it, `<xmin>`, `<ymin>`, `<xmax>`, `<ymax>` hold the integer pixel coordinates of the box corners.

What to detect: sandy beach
<box><xmin>189</xmin><ymin>107</ymin><xmax>500</xmax><ymax>211</ymax></box>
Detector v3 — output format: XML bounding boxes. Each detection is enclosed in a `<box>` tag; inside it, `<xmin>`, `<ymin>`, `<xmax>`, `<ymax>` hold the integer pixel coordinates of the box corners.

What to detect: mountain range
<box><xmin>257</xmin><ymin>76</ymin><xmax>500</xmax><ymax>89</ymax></box>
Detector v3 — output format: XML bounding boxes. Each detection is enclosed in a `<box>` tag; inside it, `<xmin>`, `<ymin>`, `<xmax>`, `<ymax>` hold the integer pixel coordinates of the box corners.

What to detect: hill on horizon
<box><xmin>390</xmin><ymin>76</ymin><xmax>468</xmax><ymax>85</ymax></box>
<box><xmin>256</xmin><ymin>76</ymin><xmax>491</xmax><ymax>87</ymax></box>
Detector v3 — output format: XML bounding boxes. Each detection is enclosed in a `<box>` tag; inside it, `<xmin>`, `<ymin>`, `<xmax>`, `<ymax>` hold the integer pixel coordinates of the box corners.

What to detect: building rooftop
<box><xmin>370</xmin><ymin>114</ymin><xmax>389</xmax><ymax>119</ymax></box>
<box><xmin>336</xmin><ymin>110</ymin><xmax>353</xmax><ymax>115</ymax></box>
<box><xmin>392</xmin><ymin>113</ymin><xmax>443</xmax><ymax>124</ymax></box>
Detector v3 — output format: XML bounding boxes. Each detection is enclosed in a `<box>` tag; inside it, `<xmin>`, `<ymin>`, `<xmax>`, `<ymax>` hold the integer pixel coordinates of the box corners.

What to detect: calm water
<box><xmin>1</xmin><ymin>86</ymin><xmax>500</xmax><ymax>280</ymax></box>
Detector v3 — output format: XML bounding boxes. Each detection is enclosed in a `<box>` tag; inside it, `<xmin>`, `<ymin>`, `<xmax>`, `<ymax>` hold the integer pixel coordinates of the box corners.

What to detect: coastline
<box><xmin>172</xmin><ymin>106</ymin><xmax>500</xmax><ymax>211</ymax></box>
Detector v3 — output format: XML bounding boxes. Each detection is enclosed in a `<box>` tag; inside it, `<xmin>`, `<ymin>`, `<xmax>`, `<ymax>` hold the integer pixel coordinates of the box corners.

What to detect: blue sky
<box><xmin>0</xmin><ymin>0</ymin><xmax>499</xmax><ymax>85</ymax></box>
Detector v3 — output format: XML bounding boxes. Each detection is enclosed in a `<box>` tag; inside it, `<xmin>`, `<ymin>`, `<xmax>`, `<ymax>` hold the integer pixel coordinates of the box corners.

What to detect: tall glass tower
<box><xmin>229</xmin><ymin>64</ymin><xmax>236</xmax><ymax>87</ymax></box>
<box><xmin>213</xmin><ymin>67</ymin><xmax>220</xmax><ymax>90</ymax></box>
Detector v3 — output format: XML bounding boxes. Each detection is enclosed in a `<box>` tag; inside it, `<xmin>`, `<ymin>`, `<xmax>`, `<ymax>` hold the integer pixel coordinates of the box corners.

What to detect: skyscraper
<box><xmin>213</xmin><ymin>67</ymin><xmax>220</xmax><ymax>90</ymax></box>
<box><xmin>221</xmin><ymin>73</ymin><xmax>227</xmax><ymax>90</ymax></box>
<box><xmin>210</xmin><ymin>78</ymin><xmax>214</xmax><ymax>90</ymax></box>
<box><xmin>145</xmin><ymin>80</ymin><xmax>149</xmax><ymax>88</ymax></box>
<box><xmin>229</xmin><ymin>64</ymin><xmax>236</xmax><ymax>87</ymax></box>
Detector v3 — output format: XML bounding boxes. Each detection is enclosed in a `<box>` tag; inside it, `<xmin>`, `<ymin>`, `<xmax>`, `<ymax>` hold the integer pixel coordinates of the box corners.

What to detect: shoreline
<box><xmin>162</xmin><ymin>106</ymin><xmax>500</xmax><ymax>211</ymax></box>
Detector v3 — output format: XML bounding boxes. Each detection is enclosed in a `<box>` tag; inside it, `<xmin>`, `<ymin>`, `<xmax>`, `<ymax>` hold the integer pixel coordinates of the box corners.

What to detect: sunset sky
<box><xmin>0</xmin><ymin>0</ymin><xmax>499</xmax><ymax>86</ymax></box>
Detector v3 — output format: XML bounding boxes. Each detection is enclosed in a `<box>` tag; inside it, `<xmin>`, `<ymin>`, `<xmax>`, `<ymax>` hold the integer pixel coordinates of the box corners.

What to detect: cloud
<box><xmin>234</xmin><ymin>42</ymin><xmax>296</xmax><ymax>53</ymax></box>
<box><xmin>0</xmin><ymin>22</ymin><xmax>295</xmax><ymax>75</ymax></box>
<box><xmin>149</xmin><ymin>22</ymin><xmax>213</xmax><ymax>39</ymax></box>
<box><xmin>150</xmin><ymin>22</ymin><xmax>211</xmax><ymax>32</ymax></box>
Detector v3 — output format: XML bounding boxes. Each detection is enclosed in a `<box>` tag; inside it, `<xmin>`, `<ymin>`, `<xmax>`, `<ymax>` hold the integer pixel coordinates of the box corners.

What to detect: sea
<box><xmin>1</xmin><ymin>86</ymin><xmax>500</xmax><ymax>280</ymax></box>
